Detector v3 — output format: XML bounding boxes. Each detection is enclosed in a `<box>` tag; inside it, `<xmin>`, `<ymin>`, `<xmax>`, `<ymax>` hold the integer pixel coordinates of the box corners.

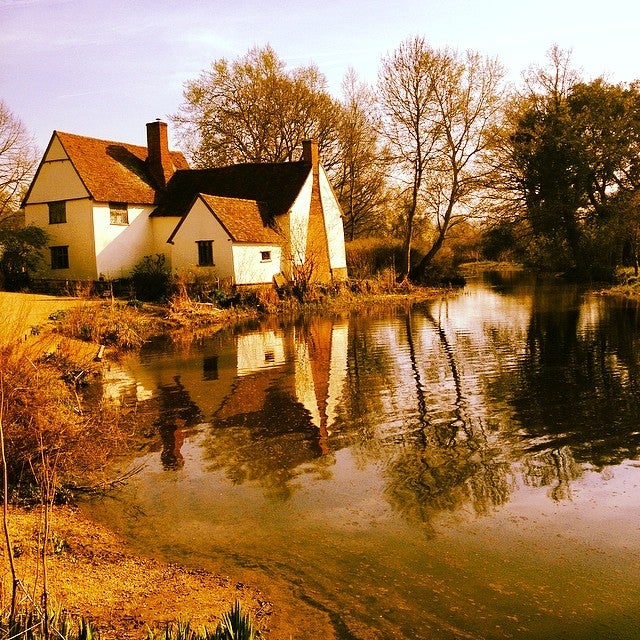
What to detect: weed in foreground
<box><xmin>146</xmin><ymin>601</ymin><xmax>257</xmax><ymax>640</ymax></box>
<box><xmin>0</xmin><ymin>606</ymin><xmax>99</xmax><ymax>640</ymax></box>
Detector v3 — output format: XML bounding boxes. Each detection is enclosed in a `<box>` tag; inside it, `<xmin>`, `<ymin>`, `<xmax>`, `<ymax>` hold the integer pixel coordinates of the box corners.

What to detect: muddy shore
<box><xmin>5</xmin><ymin>504</ymin><xmax>342</xmax><ymax>639</ymax></box>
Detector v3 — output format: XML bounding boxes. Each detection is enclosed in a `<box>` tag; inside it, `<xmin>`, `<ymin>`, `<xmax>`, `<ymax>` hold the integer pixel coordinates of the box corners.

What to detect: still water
<box><xmin>85</xmin><ymin>270</ymin><xmax>640</xmax><ymax>639</ymax></box>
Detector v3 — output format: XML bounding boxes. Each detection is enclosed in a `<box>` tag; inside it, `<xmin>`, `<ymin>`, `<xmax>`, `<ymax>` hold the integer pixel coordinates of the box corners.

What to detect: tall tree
<box><xmin>506</xmin><ymin>47</ymin><xmax>583</xmax><ymax>268</ymax></box>
<box><xmin>0</xmin><ymin>100</ymin><xmax>38</xmax><ymax>225</ymax></box>
<box><xmin>173</xmin><ymin>45</ymin><xmax>343</xmax><ymax>169</ymax></box>
<box><xmin>377</xmin><ymin>36</ymin><xmax>439</xmax><ymax>279</ymax></box>
<box><xmin>335</xmin><ymin>70</ymin><xmax>390</xmax><ymax>240</ymax></box>
<box><xmin>500</xmin><ymin>46</ymin><xmax>640</xmax><ymax>278</ymax></box>
<box><xmin>378</xmin><ymin>37</ymin><xmax>505</xmax><ymax>281</ymax></box>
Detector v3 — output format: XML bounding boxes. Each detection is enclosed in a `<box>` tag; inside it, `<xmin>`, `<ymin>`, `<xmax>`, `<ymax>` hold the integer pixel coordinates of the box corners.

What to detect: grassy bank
<box><xmin>0</xmin><ymin>295</ymin><xmax>270</xmax><ymax>638</ymax></box>
<box><xmin>597</xmin><ymin>268</ymin><xmax>640</xmax><ymax>298</ymax></box>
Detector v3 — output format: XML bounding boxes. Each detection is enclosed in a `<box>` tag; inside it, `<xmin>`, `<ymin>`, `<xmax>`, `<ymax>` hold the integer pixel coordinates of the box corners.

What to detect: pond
<box><xmin>84</xmin><ymin>270</ymin><xmax>640</xmax><ymax>639</ymax></box>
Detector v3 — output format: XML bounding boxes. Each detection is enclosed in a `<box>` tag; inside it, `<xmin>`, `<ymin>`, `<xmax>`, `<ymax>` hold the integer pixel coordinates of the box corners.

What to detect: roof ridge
<box><xmin>199</xmin><ymin>193</ymin><xmax>264</xmax><ymax>206</ymax></box>
<box><xmin>184</xmin><ymin>159</ymin><xmax>308</xmax><ymax>172</ymax></box>
<box><xmin>55</xmin><ymin>130</ymin><xmax>184</xmax><ymax>156</ymax></box>
<box><xmin>55</xmin><ymin>130</ymin><xmax>146</xmax><ymax>150</ymax></box>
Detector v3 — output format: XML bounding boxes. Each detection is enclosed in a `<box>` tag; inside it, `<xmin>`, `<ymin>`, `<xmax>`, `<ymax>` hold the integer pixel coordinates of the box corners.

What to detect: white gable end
<box><xmin>169</xmin><ymin>197</ymin><xmax>234</xmax><ymax>275</ymax></box>
<box><xmin>25</xmin><ymin>135</ymin><xmax>90</xmax><ymax>204</ymax></box>
<box><xmin>319</xmin><ymin>166</ymin><xmax>347</xmax><ymax>271</ymax></box>
<box><xmin>288</xmin><ymin>171</ymin><xmax>313</xmax><ymax>265</ymax></box>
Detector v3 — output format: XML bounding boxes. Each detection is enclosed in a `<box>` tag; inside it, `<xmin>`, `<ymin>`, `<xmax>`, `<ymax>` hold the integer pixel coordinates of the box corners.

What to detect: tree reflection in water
<box><xmin>136</xmin><ymin>273</ymin><xmax>640</xmax><ymax>525</ymax></box>
<box><xmin>88</xmin><ymin>275</ymin><xmax>640</xmax><ymax>640</ymax></box>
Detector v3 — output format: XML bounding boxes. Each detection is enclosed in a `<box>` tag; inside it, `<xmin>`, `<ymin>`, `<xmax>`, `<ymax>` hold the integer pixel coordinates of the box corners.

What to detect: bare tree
<box><xmin>377</xmin><ymin>36</ymin><xmax>440</xmax><ymax>279</ymax></box>
<box><xmin>173</xmin><ymin>45</ymin><xmax>343</xmax><ymax>169</ymax></box>
<box><xmin>334</xmin><ymin>69</ymin><xmax>390</xmax><ymax>240</ymax></box>
<box><xmin>378</xmin><ymin>37</ymin><xmax>505</xmax><ymax>281</ymax></box>
<box><xmin>0</xmin><ymin>100</ymin><xmax>38</xmax><ymax>225</ymax></box>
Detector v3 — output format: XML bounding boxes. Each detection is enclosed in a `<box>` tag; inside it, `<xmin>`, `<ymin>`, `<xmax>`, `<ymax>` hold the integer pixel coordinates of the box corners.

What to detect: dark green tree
<box><xmin>0</xmin><ymin>225</ymin><xmax>47</xmax><ymax>290</ymax></box>
<box><xmin>501</xmin><ymin>47</ymin><xmax>640</xmax><ymax>279</ymax></box>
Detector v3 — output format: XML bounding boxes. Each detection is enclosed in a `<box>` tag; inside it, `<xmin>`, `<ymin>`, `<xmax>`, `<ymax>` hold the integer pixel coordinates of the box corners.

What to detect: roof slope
<box><xmin>55</xmin><ymin>131</ymin><xmax>189</xmax><ymax>204</ymax></box>
<box><xmin>169</xmin><ymin>195</ymin><xmax>282</xmax><ymax>244</ymax></box>
<box><xmin>152</xmin><ymin>162</ymin><xmax>312</xmax><ymax>219</ymax></box>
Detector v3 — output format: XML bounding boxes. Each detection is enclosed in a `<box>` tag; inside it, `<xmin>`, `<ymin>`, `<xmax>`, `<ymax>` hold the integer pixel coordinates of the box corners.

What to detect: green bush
<box><xmin>0</xmin><ymin>224</ymin><xmax>48</xmax><ymax>291</ymax></box>
<box><xmin>131</xmin><ymin>254</ymin><xmax>173</xmax><ymax>301</ymax></box>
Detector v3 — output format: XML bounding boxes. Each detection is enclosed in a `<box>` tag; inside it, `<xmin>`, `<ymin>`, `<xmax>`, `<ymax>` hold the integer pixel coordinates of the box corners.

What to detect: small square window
<box><xmin>109</xmin><ymin>202</ymin><xmax>129</xmax><ymax>225</ymax></box>
<box><xmin>50</xmin><ymin>246</ymin><xmax>69</xmax><ymax>270</ymax></box>
<box><xmin>197</xmin><ymin>240</ymin><xmax>214</xmax><ymax>266</ymax></box>
<box><xmin>48</xmin><ymin>201</ymin><xmax>66</xmax><ymax>224</ymax></box>
<box><xmin>260</xmin><ymin>250</ymin><xmax>272</xmax><ymax>262</ymax></box>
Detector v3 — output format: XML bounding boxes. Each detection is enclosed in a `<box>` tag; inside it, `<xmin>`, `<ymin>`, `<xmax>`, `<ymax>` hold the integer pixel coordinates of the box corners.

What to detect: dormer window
<box><xmin>48</xmin><ymin>201</ymin><xmax>66</xmax><ymax>224</ymax></box>
<box><xmin>109</xmin><ymin>202</ymin><xmax>129</xmax><ymax>225</ymax></box>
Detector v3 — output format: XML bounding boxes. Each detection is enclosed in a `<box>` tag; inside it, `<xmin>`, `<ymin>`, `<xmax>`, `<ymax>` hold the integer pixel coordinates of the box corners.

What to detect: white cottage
<box><xmin>22</xmin><ymin>121</ymin><xmax>348</xmax><ymax>286</ymax></box>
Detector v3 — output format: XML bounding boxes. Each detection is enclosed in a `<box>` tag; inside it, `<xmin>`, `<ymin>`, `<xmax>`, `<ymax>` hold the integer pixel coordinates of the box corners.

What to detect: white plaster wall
<box><xmin>151</xmin><ymin>216</ymin><xmax>181</xmax><ymax>266</ymax></box>
<box><xmin>288</xmin><ymin>172</ymin><xmax>313</xmax><ymax>266</ymax></box>
<box><xmin>24</xmin><ymin>199</ymin><xmax>97</xmax><ymax>279</ymax></box>
<box><xmin>169</xmin><ymin>198</ymin><xmax>234</xmax><ymax>277</ymax></box>
<box><xmin>93</xmin><ymin>203</ymin><xmax>155</xmax><ymax>278</ymax></box>
<box><xmin>319</xmin><ymin>167</ymin><xmax>347</xmax><ymax>270</ymax></box>
<box><xmin>232</xmin><ymin>244</ymin><xmax>282</xmax><ymax>285</ymax></box>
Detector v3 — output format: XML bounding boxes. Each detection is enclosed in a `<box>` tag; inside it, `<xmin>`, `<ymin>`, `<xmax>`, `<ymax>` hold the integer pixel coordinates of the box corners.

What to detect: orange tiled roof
<box><xmin>171</xmin><ymin>195</ymin><xmax>283</xmax><ymax>244</ymax></box>
<box><xmin>55</xmin><ymin>131</ymin><xmax>189</xmax><ymax>204</ymax></box>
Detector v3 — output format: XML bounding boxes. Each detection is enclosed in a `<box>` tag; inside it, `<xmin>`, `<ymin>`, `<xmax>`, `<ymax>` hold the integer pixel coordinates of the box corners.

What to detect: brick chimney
<box><xmin>301</xmin><ymin>139</ymin><xmax>319</xmax><ymax>175</ymax></box>
<box><xmin>146</xmin><ymin>120</ymin><xmax>174</xmax><ymax>189</ymax></box>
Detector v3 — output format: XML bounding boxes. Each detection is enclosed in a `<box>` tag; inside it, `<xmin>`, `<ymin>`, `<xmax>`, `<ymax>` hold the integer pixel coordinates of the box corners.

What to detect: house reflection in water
<box><xmin>102</xmin><ymin>318</ymin><xmax>348</xmax><ymax>473</ymax></box>
<box><xmin>213</xmin><ymin>319</ymin><xmax>348</xmax><ymax>463</ymax></box>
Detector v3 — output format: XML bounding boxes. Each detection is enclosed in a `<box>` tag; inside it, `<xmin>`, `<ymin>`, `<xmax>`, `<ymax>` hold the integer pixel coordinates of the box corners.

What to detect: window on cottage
<box><xmin>197</xmin><ymin>240</ymin><xmax>214</xmax><ymax>266</ymax></box>
<box><xmin>48</xmin><ymin>201</ymin><xmax>66</xmax><ymax>224</ymax></box>
<box><xmin>260</xmin><ymin>250</ymin><xmax>272</xmax><ymax>262</ymax></box>
<box><xmin>50</xmin><ymin>246</ymin><xmax>69</xmax><ymax>270</ymax></box>
<box><xmin>109</xmin><ymin>202</ymin><xmax>129</xmax><ymax>225</ymax></box>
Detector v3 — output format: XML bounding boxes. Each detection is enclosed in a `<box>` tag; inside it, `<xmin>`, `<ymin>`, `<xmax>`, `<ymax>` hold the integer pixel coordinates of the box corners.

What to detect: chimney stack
<box><xmin>301</xmin><ymin>139</ymin><xmax>319</xmax><ymax>175</ymax></box>
<box><xmin>146</xmin><ymin>120</ymin><xmax>174</xmax><ymax>189</ymax></box>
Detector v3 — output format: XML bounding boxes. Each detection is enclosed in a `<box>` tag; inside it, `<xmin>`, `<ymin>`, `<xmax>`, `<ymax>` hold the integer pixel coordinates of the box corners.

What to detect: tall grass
<box><xmin>53</xmin><ymin>301</ymin><xmax>159</xmax><ymax>349</ymax></box>
<box><xmin>0</xmin><ymin>607</ymin><xmax>99</xmax><ymax>640</ymax></box>
<box><xmin>0</xmin><ymin>297</ymin><xmax>31</xmax><ymax>349</ymax></box>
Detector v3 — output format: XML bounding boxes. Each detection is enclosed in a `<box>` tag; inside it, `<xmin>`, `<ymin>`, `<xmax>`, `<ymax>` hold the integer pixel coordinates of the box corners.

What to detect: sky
<box><xmin>2</xmin><ymin>0</ymin><xmax>640</xmax><ymax>154</ymax></box>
